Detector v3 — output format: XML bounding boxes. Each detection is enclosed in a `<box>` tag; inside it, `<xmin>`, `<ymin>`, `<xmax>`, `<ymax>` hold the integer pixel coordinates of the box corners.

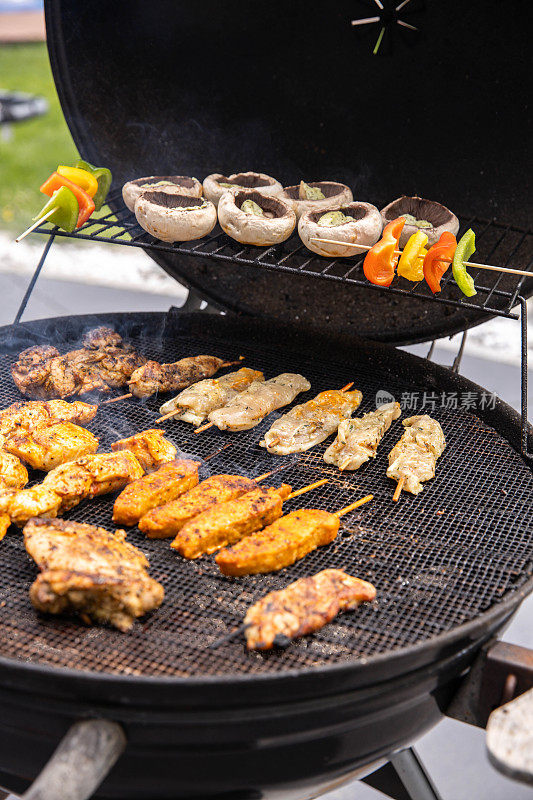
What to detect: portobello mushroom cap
<box><xmin>380</xmin><ymin>195</ymin><xmax>460</xmax><ymax>248</ymax></box>
<box><xmin>218</xmin><ymin>190</ymin><xmax>296</xmax><ymax>246</ymax></box>
<box><xmin>280</xmin><ymin>181</ymin><xmax>353</xmax><ymax>219</ymax></box>
<box><xmin>203</xmin><ymin>172</ymin><xmax>283</xmax><ymax>206</ymax></box>
<box><xmin>134</xmin><ymin>191</ymin><xmax>217</xmax><ymax>243</ymax></box>
<box><xmin>122</xmin><ymin>175</ymin><xmax>202</xmax><ymax>212</ymax></box>
<box><xmin>298</xmin><ymin>201</ymin><xmax>383</xmax><ymax>258</ymax></box>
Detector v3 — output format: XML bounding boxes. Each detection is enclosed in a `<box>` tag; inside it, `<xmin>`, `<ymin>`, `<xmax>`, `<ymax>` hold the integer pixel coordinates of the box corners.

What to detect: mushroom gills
<box><xmin>318</xmin><ymin>211</ymin><xmax>352</xmax><ymax>227</ymax></box>
<box><xmin>299</xmin><ymin>181</ymin><xmax>325</xmax><ymax>201</ymax></box>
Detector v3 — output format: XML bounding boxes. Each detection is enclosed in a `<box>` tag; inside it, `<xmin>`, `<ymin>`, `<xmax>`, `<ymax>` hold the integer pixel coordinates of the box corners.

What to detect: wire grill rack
<box><xmin>0</xmin><ymin>315</ymin><xmax>531</xmax><ymax>678</ymax></box>
<box><xmin>33</xmin><ymin>191</ymin><xmax>533</xmax><ymax>321</ymax></box>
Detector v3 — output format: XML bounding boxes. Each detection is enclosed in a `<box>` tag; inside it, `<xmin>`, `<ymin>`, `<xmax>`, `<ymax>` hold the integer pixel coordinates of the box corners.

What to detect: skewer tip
<box><xmin>335</xmin><ymin>494</ymin><xmax>373</xmax><ymax>517</ymax></box>
<box><xmin>393</xmin><ymin>476</ymin><xmax>405</xmax><ymax>502</ymax></box>
<box><xmin>194</xmin><ymin>421</ymin><xmax>214</xmax><ymax>434</ymax></box>
<box><xmin>287</xmin><ymin>478</ymin><xmax>328</xmax><ymax>500</ymax></box>
<box><xmin>101</xmin><ymin>393</ymin><xmax>133</xmax><ymax>405</ymax></box>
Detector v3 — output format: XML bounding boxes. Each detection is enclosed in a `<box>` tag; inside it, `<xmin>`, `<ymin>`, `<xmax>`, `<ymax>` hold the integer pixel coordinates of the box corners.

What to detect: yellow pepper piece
<box><xmin>397</xmin><ymin>230</ymin><xmax>429</xmax><ymax>281</ymax></box>
<box><xmin>57</xmin><ymin>166</ymin><xmax>99</xmax><ymax>198</ymax></box>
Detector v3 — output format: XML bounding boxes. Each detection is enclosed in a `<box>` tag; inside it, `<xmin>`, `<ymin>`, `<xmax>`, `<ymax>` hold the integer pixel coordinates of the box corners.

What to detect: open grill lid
<box><xmin>45</xmin><ymin>0</ymin><xmax>532</xmax><ymax>343</ymax></box>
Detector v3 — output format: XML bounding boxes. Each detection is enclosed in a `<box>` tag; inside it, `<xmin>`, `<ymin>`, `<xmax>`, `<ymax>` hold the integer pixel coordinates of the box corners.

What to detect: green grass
<box><xmin>0</xmin><ymin>42</ymin><xmax>80</xmax><ymax>231</ymax></box>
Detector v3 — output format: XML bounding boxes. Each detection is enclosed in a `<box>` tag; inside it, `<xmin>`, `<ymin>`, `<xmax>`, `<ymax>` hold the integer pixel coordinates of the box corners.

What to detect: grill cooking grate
<box><xmin>0</xmin><ymin>317</ymin><xmax>531</xmax><ymax>678</ymax></box>
<box><xmin>32</xmin><ymin>192</ymin><xmax>533</xmax><ymax>321</ymax></box>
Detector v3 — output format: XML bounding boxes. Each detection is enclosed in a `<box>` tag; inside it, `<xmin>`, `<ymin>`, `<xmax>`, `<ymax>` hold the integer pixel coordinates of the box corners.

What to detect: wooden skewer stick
<box><xmin>155</xmin><ymin>407</ymin><xmax>183</xmax><ymax>424</ymax></box>
<box><xmin>203</xmin><ymin>442</ymin><xmax>234</xmax><ymax>462</ymax></box>
<box><xmin>15</xmin><ymin>209</ymin><xmax>56</xmax><ymax>243</ymax></box>
<box><xmin>334</xmin><ymin>494</ymin><xmax>374</xmax><ymax>517</ymax></box>
<box><xmin>101</xmin><ymin>393</ymin><xmax>132</xmax><ymax>405</ymax></box>
<box><xmin>393</xmin><ymin>476</ymin><xmax>405</xmax><ymax>503</ymax></box>
<box><xmin>194</xmin><ymin>420</ymin><xmax>214</xmax><ymax>434</ymax></box>
<box><xmin>340</xmin><ymin>382</ymin><xmax>354</xmax><ymax>391</ymax></box>
<box><xmin>254</xmin><ymin>463</ymin><xmax>292</xmax><ymax>483</ymax></box>
<box><xmin>287</xmin><ymin>478</ymin><xmax>329</xmax><ymax>500</ymax></box>
<box><xmin>309</xmin><ymin>238</ymin><xmax>532</xmax><ymax>278</ymax></box>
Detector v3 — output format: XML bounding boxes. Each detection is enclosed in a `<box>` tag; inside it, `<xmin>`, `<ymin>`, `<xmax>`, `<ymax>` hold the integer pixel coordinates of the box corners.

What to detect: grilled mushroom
<box><xmin>203</xmin><ymin>171</ymin><xmax>282</xmax><ymax>206</ymax></box>
<box><xmin>134</xmin><ymin>191</ymin><xmax>217</xmax><ymax>242</ymax></box>
<box><xmin>218</xmin><ymin>190</ymin><xmax>296</xmax><ymax>246</ymax></box>
<box><xmin>299</xmin><ymin>202</ymin><xmax>382</xmax><ymax>257</ymax></box>
<box><xmin>122</xmin><ymin>176</ymin><xmax>202</xmax><ymax>212</ymax></box>
<box><xmin>280</xmin><ymin>181</ymin><xmax>353</xmax><ymax>219</ymax></box>
<box><xmin>380</xmin><ymin>196</ymin><xmax>460</xmax><ymax>248</ymax></box>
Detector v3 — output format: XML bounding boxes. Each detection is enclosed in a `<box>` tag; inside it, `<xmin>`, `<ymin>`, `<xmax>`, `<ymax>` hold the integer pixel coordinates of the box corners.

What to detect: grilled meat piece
<box><xmin>11</xmin><ymin>345</ymin><xmax>61</xmax><ymax>399</ymax></box>
<box><xmin>171</xmin><ymin>484</ymin><xmax>292</xmax><ymax>558</ymax></box>
<box><xmin>209</xmin><ymin>374</ymin><xmax>311</xmax><ymax>432</ymax></box>
<box><xmin>113</xmin><ymin>459</ymin><xmax>200</xmax><ymax>526</ymax></box>
<box><xmin>324</xmin><ymin>402</ymin><xmax>401</xmax><ymax>471</ymax></box>
<box><xmin>387</xmin><ymin>415</ymin><xmax>446</xmax><ymax>495</ymax></box>
<box><xmin>0</xmin><ymin>450</ymin><xmax>28</xmax><ymax>489</ymax></box>
<box><xmin>0</xmin><ymin>513</ymin><xmax>10</xmax><ymax>542</ymax></box>
<box><xmin>82</xmin><ymin>326</ymin><xmax>124</xmax><ymax>350</ymax></box>
<box><xmin>0</xmin><ymin>399</ymin><xmax>97</xmax><ymax>436</ymax></box>
<box><xmin>111</xmin><ymin>428</ymin><xmax>177</xmax><ymax>472</ymax></box>
<box><xmin>261</xmin><ymin>389</ymin><xmax>362</xmax><ymax>454</ymax></box>
<box><xmin>24</xmin><ymin>517</ymin><xmax>164</xmax><ymax>631</ymax></box>
<box><xmin>216</xmin><ymin>509</ymin><xmax>339</xmax><ymax>576</ymax></box>
<box><xmin>139</xmin><ymin>473</ymin><xmax>257</xmax><ymax>538</ymax></box>
<box><xmin>0</xmin><ymin>485</ymin><xmax>63</xmax><ymax>526</ymax></box>
<box><xmin>244</xmin><ymin>569</ymin><xmax>376</xmax><ymax>650</ymax></box>
<box><xmin>5</xmin><ymin>421</ymin><xmax>99</xmax><ymax>471</ymax></box>
<box><xmin>159</xmin><ymin>368</ymin><xmax>265</xmax><ymax>425</ymax></box>
<box><xmin>128</xmin><ymin>355</ymin><xmax>230</xmax><ymax>398</ymax></box>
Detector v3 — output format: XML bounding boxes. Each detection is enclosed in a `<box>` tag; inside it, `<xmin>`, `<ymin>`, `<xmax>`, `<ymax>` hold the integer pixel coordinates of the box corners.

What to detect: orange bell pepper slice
<box><xmin>363</xmin><ymin>218</ymin><xmax>405</xmax><ymax>287</ymax></box>
<box><xmin>423</xmin><ymin>231</ymin><xmax>457</xmax><ymax>294</ymax></box>
<box><xmin>40</xmin><ymin>172</ymin><xmax>95</xmax><ymax>228</ymax></box>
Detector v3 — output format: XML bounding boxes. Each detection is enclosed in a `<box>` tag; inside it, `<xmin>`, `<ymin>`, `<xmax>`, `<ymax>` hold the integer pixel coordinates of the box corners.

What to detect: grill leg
<box><xmin>180</xmin><ymin>287</ymin><xmax>220</xmax><ymax>314</ymax></box>
<box><xmin>361</xmin><ymin>747</ymin><xmax>443</xmax><ymax>800</ymax></box>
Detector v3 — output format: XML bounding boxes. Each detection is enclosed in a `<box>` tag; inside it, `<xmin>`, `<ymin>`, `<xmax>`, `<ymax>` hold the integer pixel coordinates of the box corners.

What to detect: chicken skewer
<box><xmin>323</xmin><ymin>402</ymin><xmax>401</xmax><ymax>471</ymax></box>
<box><xmin>170</xmin><ymin>479</ymin><xmax>328</xmax><ymax>559</ymax></box>
<box><xmin>113</xmin><ymin>459</ymin><xmax>200</xmax><ymax>526</ymax></box>
<box><xmin>260</xmin><ymin>383</ymin><xmax>362</xmax><ymax>454</ymax></box>
<box><xmin>195</xmin><ymin>373</ymin><xmax>311</xmax><ymax>433</ymax></box>
<box><xmin>111</xmin><ymin>428</ymin><xmax>177</xmax><ymax>472</ymax></box>
<box><xmin>216</xmin><ymin>494</ymin><xmax>373</xmax><ymax>576</ymax></box>
<box><xmin>0</xmin><ymin>399</ymin><xmax>97</xmax><ymax>435</ymax></box>
<box><xmin>387</xmin><ymin>415</ymin><xmax>446</xmax><ymax>500</ymax></box>
<box><xmin>155</xmin><ymin>368</ymin><xmax>265</xmax><ymax>425</ymax></box>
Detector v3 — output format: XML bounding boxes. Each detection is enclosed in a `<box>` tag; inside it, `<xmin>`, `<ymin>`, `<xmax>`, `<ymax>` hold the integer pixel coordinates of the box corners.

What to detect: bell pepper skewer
<box><xmin>76</xmin><ymin>159</ymin><xmax>112</xmax><ymax>211</ymax></box>
<box><xmin>452</xmin><ymin>229</ymin><xmax>477</xmax><ymax>297</ymax></box>
<box><xmin>397</xmin><ymin>230</ymin><xmax>428</xmax><ymax>281</ymax></box>
<box><xmin>57</xmin><ymin>166</ymin><xmax>99</xmax><ymax>198</ymax></box>
<box><xmin>423</xmin><ymin>232</ymin><xmax>457</xmax><ymax>294</ymax></box>
<box><xmin>363</xmin><ymin>217</ymin><xmax>405</xmax><ymax>287</ymax></box>
<box><xmin>15</xmin><ymin>208</ymin><xmax>56</xmax><ymax>242</ymax></box>
<box><xmin>40</xmin><ymin>172</ymin><xmax>95</xmax><ymax>228</ymax></box>
<box><xmin>16</xmin><ymin>185</ymin><xmax>80</xmax><ymax>242</ymax></box>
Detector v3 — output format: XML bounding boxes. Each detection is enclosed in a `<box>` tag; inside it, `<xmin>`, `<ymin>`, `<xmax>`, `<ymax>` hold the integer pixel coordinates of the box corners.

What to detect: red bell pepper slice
<box><xmin>423</xmin><ymin>231</ymin><xmax>457</xmax><ymax>294</ymax></box>
<box><xmin>363</xmin><ymin>218</ymin><xmax>405</xmax><ymax>287</ymax></box>
<box><xmin>40</xmin><ymin>172</ymin><xmax>95</xmax><ymax>228</ymax></box>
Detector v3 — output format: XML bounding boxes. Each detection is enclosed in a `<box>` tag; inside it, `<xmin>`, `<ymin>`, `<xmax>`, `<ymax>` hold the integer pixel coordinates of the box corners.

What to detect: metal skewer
<box><xmin>15</xmin><ymin>209</ymin><xmax>56</xmax><ymax>242</ymax></box>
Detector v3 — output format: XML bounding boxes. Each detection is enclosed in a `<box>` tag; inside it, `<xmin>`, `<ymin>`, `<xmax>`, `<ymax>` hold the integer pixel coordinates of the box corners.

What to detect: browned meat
<box><xmin>0</xmin><ymin>450</ymin><xmax>28</xmax><ymax>489</ymax></box>
<box><xmin>0</xmin><ymin>485</ymin><xmax>63</xmax><ymax>526</ymax></box>
<box><xmin>113</xmin><ymin>459</ymin><xmax>200</xmax><ymax>526</ymax></box>
<box><xmin>0</xmin><ymin>513</ymin><xmax>10</xmax><ymax>543</ymax></box>
<box><xmin>171</xmin><ymin>484</ymin><xmax>292</xmax><ymax>559</ymax></box>
<box><xmin>128</xmin><ymin>355</ymin><xmax>229</xmax><ymax>398</ymax></box>
<box><xmin>11</xmin><ymin>345</ymin><xmax>61</xmax><ymax>399</ymax></box>
<box><xmin>244</xmin><ymin>569</ymin><xmax>377</xmax><ymax>650</ymax></box>
<box><xmin>0</xmin><ymin>399</ymin><xmax>97</xmax><ymax>436</ymax></box>
<box><xmin>111</xmin><ymin>428</ymin><xmax>177</xmax><ymax>472</ymax></box>
<box><xmin>24</xmin><ymin>517</ymin><xmax>164</xmax><ymax>631</ymax></box>
<box><xmin>139</xmin><ymin>474</ymin><xmax>257</xmax><ymax>539</ymax></box>
<box><xmin>82</xmin><ymin>326</ymin><xmax>124</xmax><ymax>350</ymax></box>
<box><xmin>5</xmin><ymin>421</ymin><xmax>99</xmax><ymax>471</ymax></box>
<box><xmin>216</xmin><ymin>509</ymin><xmax>339</xmax><ymax>576</ymax></box>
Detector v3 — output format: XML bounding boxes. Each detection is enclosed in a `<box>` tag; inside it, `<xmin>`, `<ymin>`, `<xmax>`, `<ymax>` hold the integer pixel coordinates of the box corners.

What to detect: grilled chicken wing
<box><xmin>387</xmin><ymin>415</ymin><xmax>446</xmax><ymax>495</ymax></box>
<box><xmin>208</xmin><ymin>374</ymin><xmax>311</xmax><ymax>432</ymax></box>
<box><xmin>139</xmin><ymin>474</ymin><xmax>257</xmax><ymax>538</ymax></box>
<box><xmin>11</xmin><ymin>345</ymin><xmax>61</xmax><ymax>399</ymax></box>
<box><xmin>159</xmin><ymin>368</ymin><xmax>264</xmax><ymax>425</ymax></box>
<box><xmin>216</xmin><ymin>509</ymin><xmax>339</xmax><ymax>576</ymax></box>
<box><xmin>171</xmin><ymin>484</ymin><xmax>292</xmax><ymax>558</ymax></box>
<box><xmin>324</xmin><ymin>402</ymin><xmax>401</xmax><ymax>471</ymax></box>
<box><xmin>113</xmin><ymin>459</ymin><xmax>200</xmax><ymax>526</ymax></box>
<box><xmin>0</xmin><ymin>450</ymin><xmax>28</xmax><ymax>489</ymax></box>
<box><xmin>128</xmin><ymin>355</ymin><xmax>230</xmax><ymax>398</ymax></box>
<box><xmin>261</xmin><ymin>389</ymin><xmax>362</xmax><ymax>454</ymax></box>
<box><xmin>244</xmin><ymin>569</ymin><xmax>376</xmax><ymax>650</ymax></box>
<box><xmin>5</xmin><ymin>421</ymin><xmax>99</xmax><ymax>471</ymax></box>
<box><xmin>24</xmin><ymin>518</ymin><xmax>164</xmax><ymax>631</ymax></box>
<box><xmin>111</xmin><ymin>428</ymin><xmax>177</xmax><ymax>471</ymax></box>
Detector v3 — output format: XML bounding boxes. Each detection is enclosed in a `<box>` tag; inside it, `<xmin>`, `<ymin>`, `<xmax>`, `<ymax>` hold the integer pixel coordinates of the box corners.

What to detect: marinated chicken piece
<box><xmin>387</xmin><ymin>415</ymin><xmax>446</xmax><ymax>495</ymax></box>
<box><xmin>0</xmin><ymin>513</ymin><xmax>10</xmax><ymax>542</ymax></box>
<box><xmin>261</xmin><ymin>389</ymin><xmax>362</xmax><ymax>454</ymax></box>
<box><xmin>24</xmin><ymin>518</ymin><xmax>164</xmax><ymax>631</ymax></box>
<box><xmin>94</xmin><ymin>348</ymin><xmax>147</xmax><ymax>388</ymax></box>
<box><xmin>209</xmin><ymin>374</ymin><xmax>311</xmax><ymax>432</ymax></box>
<box><xmin>171</xmin><ymin>484</ymin><xmax>292</xmax><ymax>558</ymax></box>
<box><xmin>111</xmin><ymin>429</ymin><xmax>177</xmax><ymax>472</ymax></box>
<box><xmin>82</xmin><ymin>326</ymin><xmax>124</xmax><ymax>350</ymax></box>
<box><xmin>324</xmin><ymin>402</ymin><xmax>401</xmax><ymax>471</ymax></box>
<box><xmin>216</xmin><ymin>509</ymin><xmax>339</xmax><ymax>576</ymax></box>
<box><xmin>139</xmin><ymin>474</ymin><xmax>257</xmax><ymax>538</ymax></box>
<box><xmin>44</xmin><ymin>451</ymin><xmax>144</xmax><ymax>504</ymax></box>
<box><xmin>0</xmin><ymin>450</ymin><xmax>28</xmax><ymax>489</ymax></box>
<box><xmin>0</xmin><ymin>399</ymin><xmax>97</xmax><ymax>436</ymax></box>
<box><xmin>11</xmin><ymin>345</ymin><xmax>61</xmax><ymax>399</ymax></box>
<box><xmin>113</xmin><ymin>459</ymin><xmax>200</xmax><ymax>526</ymax></box>
<box><xmin>0</xmin><ymin>485</ymin><xmax>63</xmax><ymax>526</ymax></box>
<box><xmin>128</xmin><ymin>355</ymin><xmax>231</xmax><ymax>398</ymax></box>
<box><xmin>244</xmin><ymin>569</ymin><xmax>376</xmax><ymax>650</ymax></box>
<box><xmin>159</xmin><ymin>368</ymin><xmax>265</xmax><ymax>425</ymax></box>
<box><xmin>5</xmin><ymin>421</ymin><xmax>99</xmax><ymax>471</ymax></box>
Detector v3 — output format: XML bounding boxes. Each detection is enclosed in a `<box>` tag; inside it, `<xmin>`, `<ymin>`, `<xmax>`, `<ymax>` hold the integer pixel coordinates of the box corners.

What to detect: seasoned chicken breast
<box><xmin>111</xmin><ymin>428</ymin><xmax>177</xmax><ymax>471</ymax></box>
<box><xmin>128</xmin><ymin>355</ymin><xmax>229</xmax><ymax>398</ymax></box>
<box><xmin>24</xmin><ymin>518</ymin><xmax>164</xmax><ymax>631</ymax></box>
<box><xmin>209</xmin><ymin>374</ymin><xmax>311</xmax><ymax>431</ymax></box>
<box><xmin>11</xmin><ymin>345</ymin><xmax>60</xmax><ymax>398</ymax></box>
<box><xmin>0</xmin><ymin>513</ymin><xmax>11</xmax><ymax>542</ymax></box>
<box><xmin>5</xmin><ymin>421</ymin><xmax>99</xmax><ymax>471</ymax></box>
<box><xmin>387</xmin><ymin>415</ymin><xmax>446</xmax><ymax>494</ymax></box>
<box><xmin>0</xmin><ymin>399</ymin><xmax>96</xmax><ymax>436</ymax></box>
<box><xmin>113</xmin><ymin>459</ymin><xmax>200</xmax><ymax>526</ymax></box>
<box><xmin>324</xmin><ymin>402</ymin><xmax>401</xmax><ymax>470</ymax></box>
<box><xmin>2</xmin><ymin>485</ymin><xmax>63</xmax><ymax>526</ymax></box>
<box><xmin>0</xmin><ymin>449</ymin><xmax>28</xmax><ymax>489</ymax></box>
<box><xmin>44</xmin><ymin>450</ymin><xmax>144</xmax><ymax>504</ymax></box>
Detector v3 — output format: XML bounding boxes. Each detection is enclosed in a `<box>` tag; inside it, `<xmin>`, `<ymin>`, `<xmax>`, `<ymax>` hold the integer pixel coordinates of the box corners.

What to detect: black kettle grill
<box><xmin>0</xmin><ymin>2</ymin><xmax>532</xmax><ymax>799</ymax></box>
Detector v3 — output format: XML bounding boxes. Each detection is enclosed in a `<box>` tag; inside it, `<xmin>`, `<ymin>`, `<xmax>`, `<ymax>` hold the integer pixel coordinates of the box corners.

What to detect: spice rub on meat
<box><xmin>324</xmin><ymin>402</ymin><xmax>401</xmax><ymax>471</ymax></box>
<box><xmin>24</xmin><ymin>517</ymin><xmax>164</xmax><ymax>631</ymax></box>
<box><xmin>244</xmin><ymin>569</ymin><xmax>376</xmax><ymax>650</ymax></box>
<box><xmin>387</xmin><ymin>415</ymin><xmax>446</xmax><ymax>494</ymax></box>
<box><xmin>113</xmin><ymin>459</ymin><xmax>200</xmax><ymax>526</ymax></box>
<box><xmin>128</xmin><ymin>355</ymin><xmax>232</xmax><ymax>398</ymax></box>
<box><xmin>111</xmin><ymin>429</ymin><xmax>177</xmax><ymax>472</ymax></box>
<box><xmin>4</xmin><ymin>421</ymin><xmax>99</xmax><ymax>471</ymax></box>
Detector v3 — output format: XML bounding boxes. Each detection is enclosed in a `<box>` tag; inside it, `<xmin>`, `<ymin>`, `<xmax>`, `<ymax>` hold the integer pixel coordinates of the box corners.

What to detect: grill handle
<box><xmin>21</xmin><ymin>720</ymin><xmax>126</xmax><ymax>800</ymax></box>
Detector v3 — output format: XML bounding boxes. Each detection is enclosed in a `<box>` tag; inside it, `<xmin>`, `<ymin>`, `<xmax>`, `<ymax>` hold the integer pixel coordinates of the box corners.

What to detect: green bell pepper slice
<box><xmin>452</xmin><ymin>229</ymin><xmax>477</xmax><ymax>297</ymax></box>
<box><xmin>76</xmin><ymin>159</ymin><xmax>112</xmax><ymax>211</ymax></box>
<box><xmin>33</xmin><ymin>185</ymin><xmax>79</xmax><ymax>233</ymax></box>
